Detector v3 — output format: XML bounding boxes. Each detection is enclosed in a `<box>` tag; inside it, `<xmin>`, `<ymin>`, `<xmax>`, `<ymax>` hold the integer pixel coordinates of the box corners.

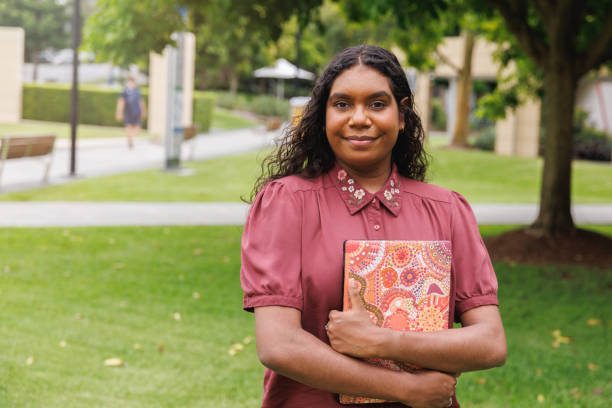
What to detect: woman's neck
<box><xmin>338</xmin><ymin>161</ymin><xmax>392</xmax><ymax>194</ymax></box>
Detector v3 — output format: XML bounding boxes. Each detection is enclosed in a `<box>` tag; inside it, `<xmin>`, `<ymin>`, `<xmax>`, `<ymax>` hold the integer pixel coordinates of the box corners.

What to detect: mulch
<box><xmin>484</xmin><ymin>227</ymin><xmax>612</xmax><ymax>269</ymax></box>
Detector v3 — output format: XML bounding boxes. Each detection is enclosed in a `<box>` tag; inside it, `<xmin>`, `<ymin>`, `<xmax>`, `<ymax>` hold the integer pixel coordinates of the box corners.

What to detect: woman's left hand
<box><xmin>327</xmin><ymin>279</ymin><xmax>384</xmax><ymax>359</ymax></box>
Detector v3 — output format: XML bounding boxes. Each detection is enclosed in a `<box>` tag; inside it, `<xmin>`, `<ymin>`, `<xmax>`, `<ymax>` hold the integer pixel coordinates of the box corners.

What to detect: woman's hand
<box><xmin>327</xmin><ymin>279</ymin><xmax>384</xmax><ymax>359</ymax></box>
<box><xmin>400</xmin><ymin>370</ymin><xmax>457</xmax><ymax>408</ymax></box>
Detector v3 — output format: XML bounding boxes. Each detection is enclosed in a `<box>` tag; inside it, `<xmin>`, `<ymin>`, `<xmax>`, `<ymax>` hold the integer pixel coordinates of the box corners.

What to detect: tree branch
<box><xmin>577</xmin><ymin>12</ymin><xmax>612</xmax><ymax>77</ymax></box>
<box><xmin>485</xmin><ymin>0</ymin><xmax>549</xmax><ymax>65</ymax></box>
<box><xmin>435</xmin><ymin>49</ymin><xmax>462</xmax><ymax>74</ymax></box>
<box><xmin>532</xmin><ymin>0</ymin><xmax>552</xmax><ymax>28</ymax></box>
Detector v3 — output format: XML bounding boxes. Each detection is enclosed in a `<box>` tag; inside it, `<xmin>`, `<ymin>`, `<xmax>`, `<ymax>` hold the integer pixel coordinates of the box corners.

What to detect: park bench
<box><xmin>0</xmin><ymin>134</ymin><xmax>56</xmax><ymax>188</ymax></box>
<box><xmin>183</xmin><ymin>124</ymin><xmax>198</xmax><ymax>160</ymax></box>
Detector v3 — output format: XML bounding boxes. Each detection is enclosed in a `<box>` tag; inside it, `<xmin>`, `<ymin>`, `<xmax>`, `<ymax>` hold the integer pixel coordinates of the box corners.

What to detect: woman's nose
<box><xmin>349</xmin><ymin>105</ymin><xmax>371</xmax><ymax>127</ymax></box>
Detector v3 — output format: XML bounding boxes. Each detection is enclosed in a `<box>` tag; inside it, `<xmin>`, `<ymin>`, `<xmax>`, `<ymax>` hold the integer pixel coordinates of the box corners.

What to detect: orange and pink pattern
<box><xmin>339</xmin><ymin>240</ymin><xmax>452</xmax><ymax>404</ymax></box>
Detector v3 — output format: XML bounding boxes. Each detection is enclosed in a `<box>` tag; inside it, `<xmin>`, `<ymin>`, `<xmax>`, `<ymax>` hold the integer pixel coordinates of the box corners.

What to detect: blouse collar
<box><xmin>331</xmin><ymin>162</ymin><xmax>401</xmax><ymax>217</ymax></box>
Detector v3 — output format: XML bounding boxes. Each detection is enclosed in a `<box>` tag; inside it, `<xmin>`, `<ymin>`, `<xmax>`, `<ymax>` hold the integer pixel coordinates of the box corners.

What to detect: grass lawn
<box><xmin>2</xmin><ymin>143</ymin><xmax>611</xmax><ymax>203</ymax></box>
<box><xmin>211</xmin><ymin>107</ymin><xmax>260</xmax><ymax>130</ymax></box>
<box><xmin>0</xmin><ymin>225</ymin><xmax>610</xmax><ymax>407</ymax></box>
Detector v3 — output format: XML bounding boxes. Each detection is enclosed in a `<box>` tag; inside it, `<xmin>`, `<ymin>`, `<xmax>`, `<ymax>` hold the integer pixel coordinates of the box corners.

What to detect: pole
<box><xmin>69</xmin><ymin>0</ymin><xmax>80</xmax><ymax>176</ymax></box>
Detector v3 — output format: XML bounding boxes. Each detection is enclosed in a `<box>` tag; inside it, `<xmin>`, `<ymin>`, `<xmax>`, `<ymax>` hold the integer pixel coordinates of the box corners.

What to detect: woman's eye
<box><xmin>334</xmin><ymin>101</ymin><xmax>350</xmax><ymax>109</ymax></box>
<box><xmin>370</xmin><ymin>101</ymin><xmax>386</xmax><ymax>109</ymax></box>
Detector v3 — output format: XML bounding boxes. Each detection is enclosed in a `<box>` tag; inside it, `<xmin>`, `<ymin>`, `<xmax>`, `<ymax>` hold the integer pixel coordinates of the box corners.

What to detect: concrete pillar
<box><xmin>446</xmin><ymin>78</ymin><xmax>457</xmax><ymax>141</ymax></box>
<box><xmin>494</xmin><ymin>99</ymin><xmax>541</xmax><ymax>158</ymax></box>
<box><xmin>413</xmin><ymin>73</ymin><xmax>432</xmax><ymax>136</ymax></box>
<box><xmin>0</xmin><ymin>27</ymin><xmax>24</xmax><ymax>123</ymax></box>
<box><xmin>148</xmin><ymin>32</ymin><xmax>196</xmax><ymax>137</ymax></box>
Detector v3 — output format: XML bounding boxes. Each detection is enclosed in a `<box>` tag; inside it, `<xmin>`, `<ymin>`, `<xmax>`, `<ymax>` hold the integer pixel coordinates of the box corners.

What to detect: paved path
<box><xmin>1</xmin><ymin>127</ymin><xmax>611</xmax><ymax>227</ymax></box>
<box><xmin>1</xmin><ymin>202</ymin><xmax>611</xmax><ymax>227</ymax></box>
<box><xmin>0</xmin><ymin>126</ymin><xmax>278</xmax><ymax>193</ymax></box>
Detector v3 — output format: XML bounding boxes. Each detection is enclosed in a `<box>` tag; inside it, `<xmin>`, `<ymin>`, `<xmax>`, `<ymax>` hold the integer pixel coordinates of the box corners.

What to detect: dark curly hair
<box><xmin>250</xmin><ymin>44</ymin><xmax>429</xmax><ymax>201</ymax></box>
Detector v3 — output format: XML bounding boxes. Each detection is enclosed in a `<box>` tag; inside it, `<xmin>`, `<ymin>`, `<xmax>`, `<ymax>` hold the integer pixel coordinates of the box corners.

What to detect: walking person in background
<box><xmin>115</xmin><ymin>76</ymin><xmax>146</xmax><ymax>149</ymax></box>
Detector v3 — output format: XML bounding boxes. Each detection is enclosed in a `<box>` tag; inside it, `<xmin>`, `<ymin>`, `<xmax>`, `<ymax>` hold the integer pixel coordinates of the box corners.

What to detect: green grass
<box><xmin>211</xmin><ymin>107</ymin><xmax>259</xmax><ymax>130</ymax></box>
<box><xmin>2</xmin><ymin>144</ymin><xmax>611</xmax><ymax>204</ymax></box>
<box><xmin>0</xmin><ymin>150</ymin><xmax>268</xmax><ymax>202</ymax></box>
<box><xmin>0</xmin><ymin>225</ymin><xmax>610</xmax><ymax>407</ymax></box>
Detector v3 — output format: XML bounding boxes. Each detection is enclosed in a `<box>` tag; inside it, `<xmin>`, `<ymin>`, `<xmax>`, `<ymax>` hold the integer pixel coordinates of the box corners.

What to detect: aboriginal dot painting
<box><xmin>339</xmin><ymin>240</ymin><xmax>452</xmax><ymax>405</ymax></box>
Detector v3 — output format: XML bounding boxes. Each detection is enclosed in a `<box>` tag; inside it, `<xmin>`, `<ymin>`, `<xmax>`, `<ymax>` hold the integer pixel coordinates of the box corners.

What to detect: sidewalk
<box><xmin>0</xmin><ymin>126</ymin><xmax>278</xmax><ymax>193</ymax></box>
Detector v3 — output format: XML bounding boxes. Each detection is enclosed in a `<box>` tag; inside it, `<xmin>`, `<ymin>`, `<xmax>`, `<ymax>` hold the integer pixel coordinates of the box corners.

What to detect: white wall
<box><xmin>0</xmin><ymin>27</ymin><xmax>24</xmax><ymax>123</ymax></box>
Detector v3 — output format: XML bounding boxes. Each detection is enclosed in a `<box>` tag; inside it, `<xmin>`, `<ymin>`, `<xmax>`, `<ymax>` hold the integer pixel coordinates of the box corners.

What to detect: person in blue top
<box><xmin>115</xmin><ymin>76</ymin><xmax>146</xmax><ymax>149</ymax></box>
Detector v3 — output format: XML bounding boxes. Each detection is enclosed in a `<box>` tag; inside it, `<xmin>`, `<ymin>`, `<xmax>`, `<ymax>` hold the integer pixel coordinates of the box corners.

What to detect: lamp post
<box><xmin>69</xmin><ymin>0</ymin><xmax>80</xmax><ymax>176</ymax></box>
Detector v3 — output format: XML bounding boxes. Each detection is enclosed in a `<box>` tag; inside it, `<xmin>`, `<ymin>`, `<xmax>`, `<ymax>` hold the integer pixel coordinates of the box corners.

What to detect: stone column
<box><xmin>0</xmin><ymin>27</ymin><xmax>24</xmax><ymax>123</ymax></box>
<box><xmin>494</xmin><ymin>99</ymin><xmax>541</xmax><ymax>158</ymax></box>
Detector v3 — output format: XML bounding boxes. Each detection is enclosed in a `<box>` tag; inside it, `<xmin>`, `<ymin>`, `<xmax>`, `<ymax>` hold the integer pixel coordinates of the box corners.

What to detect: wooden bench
<box><xmin>183</xmin><ymin>125</ymin><xmax>198</xmax><ymax>160</ymax></box>
<box><xmin>0</xmin><ymin>134</ymin><xmax>56</xmax><ymax>188</ymax></box>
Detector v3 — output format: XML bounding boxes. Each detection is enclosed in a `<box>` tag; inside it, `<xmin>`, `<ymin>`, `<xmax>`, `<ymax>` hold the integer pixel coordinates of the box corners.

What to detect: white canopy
<box><xmin>254</xmin><ymin>58</ymin><xmax>315</xmax><ymax>81</ymax></box>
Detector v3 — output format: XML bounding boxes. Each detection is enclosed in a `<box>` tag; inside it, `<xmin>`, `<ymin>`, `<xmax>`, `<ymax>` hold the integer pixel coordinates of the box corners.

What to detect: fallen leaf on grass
<box><xmin>551</xmin><ymin>329</ymin><xmax>572</xmax><ymax>348</ymax></box>
<box><xmin>587</xmin><ymin>363</ymin><xmax>598</xmax><ymax>371</ymax></box>
<box><xmin>537</xmin><ymin>394</ymin><xmax>545</xmax><ymax>403</ymax></box>
<box><xmin>536</xmin><ymin>368</ymin><xmax>542</xmax><ymax>376</ymax></box>
<box><xmin>158</xmin><ymin>344</ymin><xmax>165</xmax><ymax>353</ymax></box>
<box><xmin>74</xmin><ymin>313</ymin><xmax>83</xmax><ymax>320</ymax></box>
<box><xmin>133</xmin><ymin>344</ymin><xmax>142</xmax><ymax>350</ymax></box>
<box><xmin>59</xmin><ymin>340</ymin><xmax>67</xmax><ymax>348</ymax></box>
<box><xmin>586</xmin><ymin>318</ymin><xmax>602</xmax><ymax>327</ymax></box>
<box><xmin>222</xmin><ymin>256</ymin><xmax>231</xmax><ymax>263</ymax></box>
<box><xmin>476</xmin><ymin>378</ymin><xmax>486</xmax><ymax>385</ymax></box>
<box><xmin>26</xmin><ymin>356</ymin><xmax>34</xmax><ymax>365</ymax></box>
<box><xmin>228</xmin><ymin>343</ymin><xmax>245</xmax><ymax>356</ymax></box>
<box><xmin>243</xmin><ymin>336</ymin><xmax>252</xmax><ymax>344</ymax></box>
<box><xmin>570</xmin><ymin>388</ymin><xmax>584</xmax><ymax>398</ymax></box>
<box><xmin>192</xmin><ymin>248</ymin><xmax>203</xmax><ymax>256</ymax></box>
<box><xmin>104</xmin><ymin>358</ymin><xmax>124</xmax><ymax>367</ymax></box>
<box><xmin>592</xmin><ymin>388</ymin><xmax>603</xmax><ymax>395</ymax></box>
<box><xmin>173</xmin><ymin>312</ymin><xmax>182</xmax><ymax>321</ymax></box>
<box><xmin>112</xmin><ymin>263</ymin><xmax>125</xmax><ymax>270</ymax></box>
<box><xmin>192</xmin><ymin>292</ymin><xmax>201</xmax><ymax>299</ymax></box>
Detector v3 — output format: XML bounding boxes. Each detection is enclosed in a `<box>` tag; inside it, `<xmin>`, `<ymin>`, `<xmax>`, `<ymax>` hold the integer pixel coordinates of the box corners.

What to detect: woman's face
<box><xmin>325</xmin><ymin>64</ymin><xmax>403</xmax><ymax>175</ymax></box>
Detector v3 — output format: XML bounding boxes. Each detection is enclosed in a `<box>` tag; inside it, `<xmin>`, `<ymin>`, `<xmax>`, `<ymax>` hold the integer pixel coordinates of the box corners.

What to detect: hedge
<box><xmin>22</xmin><ymin>84</ymin><xmax>215</xmax><ymax>133</ymax></box>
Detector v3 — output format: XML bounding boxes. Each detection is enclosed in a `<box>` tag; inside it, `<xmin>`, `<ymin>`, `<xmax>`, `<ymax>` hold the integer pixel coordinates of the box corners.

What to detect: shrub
<box><xmin>249</xmin><ymin>95</ymin><xmax>290</xmax><ymax>119</ymax></box>
<box><xmin>192</xmin><ymin>91</ymin><xmax>215</xmax><ymax>133</ymax></box>
<box><xmin>22</xmin><ymin>84</ymin><xmax>215</xmax><ymax>133</ymax></box>
<box><xmin>213</xmin><ymin>91</ymin><xmax>250</xmax><ymax>111</ymax></box>
<box><xmin>431</xmin><ymin>97</ymin><xmax>447</xmax><ymax>130</ymax></box>
<box><xmin>471</xmin><ymin>127</ymin><xmax>496</xmax><ymax>151</ymax></box>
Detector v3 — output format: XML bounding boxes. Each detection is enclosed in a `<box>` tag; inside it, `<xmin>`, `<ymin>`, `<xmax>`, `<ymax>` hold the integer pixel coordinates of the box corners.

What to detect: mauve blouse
<box><xmin>241</xmin><ymin>163</ymin><xmax>499</xmax><ymax>408</ymax></box>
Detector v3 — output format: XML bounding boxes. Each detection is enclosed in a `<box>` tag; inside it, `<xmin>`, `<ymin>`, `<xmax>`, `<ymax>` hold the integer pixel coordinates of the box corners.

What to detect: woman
<box><xmin>241</xmin><ymin>45</ymin><xmax>506</xmax><ymax>408</ymax></box>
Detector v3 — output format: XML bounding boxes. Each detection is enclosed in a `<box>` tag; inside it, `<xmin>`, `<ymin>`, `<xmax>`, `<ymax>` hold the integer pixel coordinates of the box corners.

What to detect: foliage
<box><xmin>0</xmin><ymin>0</ymin><xmax>71</xmax><ymax>63</ymax></box>
<box><xmin>249</xmin><ymin>95</ymin><xmax>290</xmax><ymax>119</ymax></box>
<box><xmin>1</xmin><ymin>225</ymin><xmax>611</xmax><ymax>406</ymax></box>
<box><xmin>21</xmin><ymin>84</ymin><xmax>215</xmax><ymax>132</ymax></box>
<box><xmin>470</xmin><ymin>127</ymin><xmax>496</xmax><ymax>151</ymax></box>
<box><xmin>430</xmin><ymin>97</ymin><xmax>447</xmax><ymax>130</ymax></box>
<box><xmin>210</xmin><ymin>91</ymin><xmax>251</xmax><ymax>111</ymax></box>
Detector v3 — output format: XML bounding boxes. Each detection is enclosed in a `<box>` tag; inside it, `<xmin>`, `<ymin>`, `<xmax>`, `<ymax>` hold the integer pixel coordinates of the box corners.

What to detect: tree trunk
<box><xmin>532</xmin><ymin>63</ymin><xmax>577</xmax><ymax>236</ymax></box>
<box><xmin>451</xmin><ymin>31</ymin><xmax>475</xmax><ymax>147</ymax></box>
<box><xmin>228</xmin><ymin>70</ymin><xmax>239</xmax><ymax>96</ymax></box>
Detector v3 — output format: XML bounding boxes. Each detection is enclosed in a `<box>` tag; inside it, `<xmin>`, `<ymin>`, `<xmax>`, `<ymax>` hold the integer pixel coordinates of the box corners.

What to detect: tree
<box><xmin>0</xmin><ymin>0</ymin><xmax>71</xmax><ymax>81</ymax></box>
<box><xmin>482</xmin><ymin>0</ymin><xmax>612</xmax><ymax>236</ymax></box>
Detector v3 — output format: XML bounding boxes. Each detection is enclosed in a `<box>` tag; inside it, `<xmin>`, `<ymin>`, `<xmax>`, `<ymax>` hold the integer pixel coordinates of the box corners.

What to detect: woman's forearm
<box><xmin>329</xmin><ymin>305</ymin><xmax>506</xmax><ymax>373</ymax></box>
<box><xmin>382</xmin><ymin>316</ymin><xmax>506</xmax><ymax>372</ymax></box>
<box><xmin>255</xmin><ymin>306</ymin><xmax>457</xmax><ymax>407</ymax></box>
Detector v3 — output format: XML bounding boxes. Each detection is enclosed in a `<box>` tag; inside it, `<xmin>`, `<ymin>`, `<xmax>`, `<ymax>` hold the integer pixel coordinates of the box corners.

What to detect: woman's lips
<box><xmin>345</xmin><ymin>136</ymin><xmax>378</xmax><ymax>146</ymax></box>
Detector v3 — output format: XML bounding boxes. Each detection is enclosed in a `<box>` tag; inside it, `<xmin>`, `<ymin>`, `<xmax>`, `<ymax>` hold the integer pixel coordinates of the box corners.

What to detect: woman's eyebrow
<box><xmin>329</xmin><ymin>91</ymin><xmax>392</xmax><ymax>100</ymax></box>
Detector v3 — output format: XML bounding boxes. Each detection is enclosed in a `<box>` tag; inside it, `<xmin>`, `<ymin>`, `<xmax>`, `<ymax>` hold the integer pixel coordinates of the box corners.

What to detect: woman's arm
<box><xmin>255</xmin><ymin>305</ymin><xmax>458</xmax><ymax>408</ymax></box>
<box><xmin>139</xmin><ymin>99</ymin><xmax>147</xmax><ymax>118</ymax></box>
<box><xmin>115</xmin><ymin>98</ymin><xmax>124</xmax><ymax>122</ymax></box>
<box><xmin>327</xmin><ymin>280</ymin><xmax>507</xmax><ymax>373</ymax></box>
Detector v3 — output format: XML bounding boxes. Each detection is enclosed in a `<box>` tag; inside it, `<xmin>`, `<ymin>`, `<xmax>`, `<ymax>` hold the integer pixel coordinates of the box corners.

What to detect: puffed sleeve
<box><xmin>450</xmin><ymin>191</ymin><xmax>498</xmax><ymax>321</ymax></box>
<box><xmin>241</xmin><ymin>180</ymin><xmax>303</xmax><ymax>312</ymax></box>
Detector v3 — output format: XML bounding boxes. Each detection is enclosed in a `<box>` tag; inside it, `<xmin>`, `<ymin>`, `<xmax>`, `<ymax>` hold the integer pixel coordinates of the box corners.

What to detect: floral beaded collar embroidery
<box><xmin>334</xmin><ymin>165</ymin><xmax>401</xmax><ymax>216</ymax></box>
